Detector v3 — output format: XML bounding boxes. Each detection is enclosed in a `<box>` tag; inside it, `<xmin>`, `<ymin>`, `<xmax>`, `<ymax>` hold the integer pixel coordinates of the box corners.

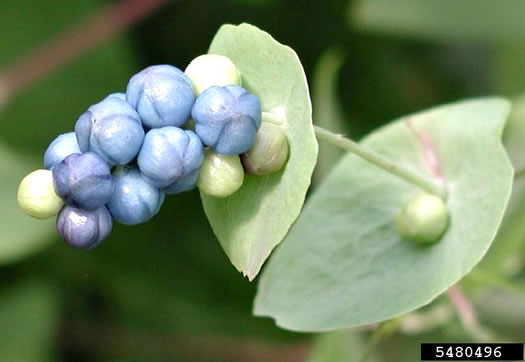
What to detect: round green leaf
<box><xmin>480</xmin><ymin>94</ymin><xmax>525</xmax><ymax>274</ymax></box>
<box><xmin>254</xmin><ymin>98</ymin><xmax>513</xmax><ymax>331</ymax></box>
<box><xmin>200</xmin><ymin>24</ymin><xmax>318</xmax><ymax>280</ymax></box>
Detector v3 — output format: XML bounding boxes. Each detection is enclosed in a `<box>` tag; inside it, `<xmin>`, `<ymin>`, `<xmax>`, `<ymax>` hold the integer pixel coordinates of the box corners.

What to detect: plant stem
<box><xmin>0</xmin><ymin>0</ymin><xmax>167</xmax><ymax>104</ymax></box>
<box><xmin>447</xmin><ymin>285</ymin><xmax>494</xmax><ymax>342</ymax></box>
<box><xmin>314</xmin><ymin>126</ymin><xmax>447</xmax><ymax>199</ymax></box>
<box><xmin>359</xmin><ymin>320</ymin><xmax>399</xmax><ymax>362</ymax></box>
<box><xmin>399</xmin><ymin>303</ymin><xmax>453</xmax><ymax>334</ymax></box>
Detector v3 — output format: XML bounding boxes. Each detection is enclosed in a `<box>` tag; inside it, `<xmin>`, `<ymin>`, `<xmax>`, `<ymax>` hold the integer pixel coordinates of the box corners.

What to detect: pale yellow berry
<box><xmin>198</xmin><ymin>150</ymin><xmax>244</xmax><ymax>198</ymax></box>
<box><xmin>18</xmin><ymin>169</ymin><xmax>64</xmax><ymax>219</ymax></box>
<box><xmin>241</xmin><ymin>122</ymin><xmax>288</xmax><ymax>175</ymax></box>
<box><xmin>185</xmin><ymin>54</ymin><xmax>241</xmax><ymax>96</ymax></box>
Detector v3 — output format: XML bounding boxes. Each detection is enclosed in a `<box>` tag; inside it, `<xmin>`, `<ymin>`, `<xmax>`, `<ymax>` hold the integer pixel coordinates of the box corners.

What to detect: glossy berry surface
<box><xmin>107</xmin><ymin>166</ymin><xmax>165</xmax><ymax>225</ymax></box>
<box><xmin>192</xmin><ymin>85</ymin><xmax>261</xmax><ymax>155</ymax></box>
<box><xmin>107</xmin><ymin>92</ymin><xmax>126</xmax><ymax>100</ymax></box>
<box><xmin>137</xmin><ymin>127</ymin><xmax>204</xmax><ymax>193</ymax></box>
<box><xmin>43</xmin><ymin>132</ymin><xmax>81</xmax><ymax>170</ymax></box>
<box><xmin>52</xmin><ymin>152</ymin><xmax>114</xmax><ymax>211</ymax></box>
<box><xmin>75</xmin><ymin>95</ymin><xmax>144</xmax><ymax>166</ymax></box>
<box><xmin>126</xmin><ymin>65</ymin><xmax>195</xmax><ymax>129</ymax></box>
<box><xmin>57</xmin><ymin>206</ymin><xmax>112</xmax><ymax>249</ymax></box>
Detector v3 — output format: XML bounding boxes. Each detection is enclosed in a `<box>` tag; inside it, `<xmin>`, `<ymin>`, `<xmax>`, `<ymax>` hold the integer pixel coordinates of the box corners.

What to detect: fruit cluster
<box><xmin>18</xmin><ymin>54</ymin><xmax>289</xmax><ymax>249</ymax></box>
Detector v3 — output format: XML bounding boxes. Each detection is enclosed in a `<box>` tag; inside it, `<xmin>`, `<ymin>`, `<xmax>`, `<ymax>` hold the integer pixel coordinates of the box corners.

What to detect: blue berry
<box><xmin>107</xmin><ymin>166</ymin><xmax>165</xmax><ymax>225</ymax></box>
<box><xmin>192</xmin><ymin>85</ymin><xmax>261</xmax><ymax>155</ymax></box>
<box><xmin>163</xmin><ymin>168</ymin><xmax>200</xmax><ymax>194</ymax></box>
<box><xmin>43</xmin><ymin>132</ymin><xmax>81</xmax><ymax>169</ymax></box>
<box><xmin>57</xmin><ymin>206</ymin><xmax>112</xmax><ymax>249</ymax></box>
<box><xmin>75</xmin><ymin>95</ymin><xmax>144</xmax><ymax>166</ymax></box>
<box><xmin>137</xmin><ymin>127</ymin><xmax>204</xmax><ymax>193</ymax></box>
<box><xmin>108</xmin><ymin>92</ymin><xmax>126</xmax><ymax>100</ymax></box>
<box><xmin>126</xmin><ymin>65</ymin><xmax>195</xmax><ymax>129</ymax></box>
<box><xmin>52</xmin><ymin>152</ymin><xmax>114</xmax><ymax>211</ymax></box>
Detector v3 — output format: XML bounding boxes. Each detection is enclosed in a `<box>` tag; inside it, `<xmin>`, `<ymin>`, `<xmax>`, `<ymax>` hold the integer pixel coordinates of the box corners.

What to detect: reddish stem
<box><xmin>0</xmin><ymin>0</ymin><xmax>166</xmax><ymax>103</ymax></box>
<box><xmin>405</xmin><ymin>117</ymin><xmax>443</xmax><ymax>179</ymax></box>
<box><xmin>447</xmin><ymin>285</ymin><xmax>493</xmax><ymax>341</ymax></box>
<box><xmin>447</xmin><ymin>285</ymin><xmax>477</xmax><ymax>329</ymax></box>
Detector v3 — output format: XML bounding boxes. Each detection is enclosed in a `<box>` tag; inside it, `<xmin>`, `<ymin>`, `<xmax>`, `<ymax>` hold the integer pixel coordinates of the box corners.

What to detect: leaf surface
<box><xmin>255</xmin><ymin>98</ymin><xmax>512</xmax><ymax>330</ymax></box>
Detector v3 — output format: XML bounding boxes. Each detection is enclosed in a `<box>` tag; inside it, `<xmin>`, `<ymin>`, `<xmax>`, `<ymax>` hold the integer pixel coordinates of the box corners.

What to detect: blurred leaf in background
<box><xmin>0</xmin><ymin>0</ymin><xmax>139</xmax><ymax>153</ymax></box>
<box><xmin>312</xmin><ymin>48</ymin><xmax>347</xmax><ymax>185</ymax></box>
<box><xmin>0</xmin><ymin>279</ymin><xmax>60</xmax><ymax>362</ymax></box>
<box><xmin>306</xmin><ymin>330</ymin><xmax>367</xmax><ymax>362</ymax></box>
<box><xmin>351</xmin><ymin>0</ymin><xmax>525</xmax><ymax>42</ymax></box>
<box><xmin>476</xmin><ymin>285</ymin><xmax>525</xmax><ymax>340</ymax></box>
<box><xmin>481</xmin><ymin>95</ymin><xmax>525</xmax><ymax>276</ymax></box>
<box><xmin>350</xmin><ymin>0</ymin><xmax>525</xmax><ymax>98</ymax></box>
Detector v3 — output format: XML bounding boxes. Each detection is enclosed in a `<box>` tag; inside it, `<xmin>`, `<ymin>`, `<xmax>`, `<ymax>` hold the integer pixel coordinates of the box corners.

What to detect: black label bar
<box><xmin>421</xmin><ymin>343</ymin><xmax>524</xmax><ymax>360</ymax></box>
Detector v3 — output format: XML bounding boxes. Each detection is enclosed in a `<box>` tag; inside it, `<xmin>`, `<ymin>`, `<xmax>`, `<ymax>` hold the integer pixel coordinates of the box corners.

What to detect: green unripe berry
<box><xmin>395</xmin><ymin>194</ymin><xmax>449</xmax><ymax>245</ymax></box>
<box><xmin>241</xmin><ymin>122</ymin><xmax>288</xmax><ymax>175</ymax></box>
<box><xmin>198</xmin><ymin>149</ymin><xmax>244</xmax><ymax>198</ymax></box>
<box><xmin>18</xmin><ymin>169</ymin><xmax>64</xmax><ymax>219</ymax></box>
<box><xmin>185</xmin><ymin>54</ymin><xmax>241</xmax><ymax>96</ymax></box>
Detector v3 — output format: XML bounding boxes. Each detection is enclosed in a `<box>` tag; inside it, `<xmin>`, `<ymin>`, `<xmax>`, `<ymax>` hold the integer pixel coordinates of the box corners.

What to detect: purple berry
<box><xmin>52</xmin><ymin>152</ymin><xmax>114</xmax><ymax>211</ymax></box>
<box><xmin>57</xmin><ymin>206</ymin><xmax>112</xmax><ymax>249</ymax></box>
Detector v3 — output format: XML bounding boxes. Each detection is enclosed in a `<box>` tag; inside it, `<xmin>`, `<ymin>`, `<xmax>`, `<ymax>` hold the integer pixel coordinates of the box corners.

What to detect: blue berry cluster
<box><xmin>25</xmin><ymin>58</ymin><xmax>271</xmax><ymax>250</ymax></box>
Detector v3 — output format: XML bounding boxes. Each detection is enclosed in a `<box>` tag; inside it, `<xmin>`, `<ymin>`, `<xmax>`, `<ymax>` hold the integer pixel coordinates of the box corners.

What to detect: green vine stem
<box><xmin>314</xmin><ymin>126</ymin><xmax>448</xmax><ymax>199</ymax></box>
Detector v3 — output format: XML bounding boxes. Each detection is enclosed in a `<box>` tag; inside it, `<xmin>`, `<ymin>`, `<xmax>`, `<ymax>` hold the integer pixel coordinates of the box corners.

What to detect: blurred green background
<box><xmin>1</xmin><ymin>0</ymin><xmax>525</xmax><ymax>361</ymax></box>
